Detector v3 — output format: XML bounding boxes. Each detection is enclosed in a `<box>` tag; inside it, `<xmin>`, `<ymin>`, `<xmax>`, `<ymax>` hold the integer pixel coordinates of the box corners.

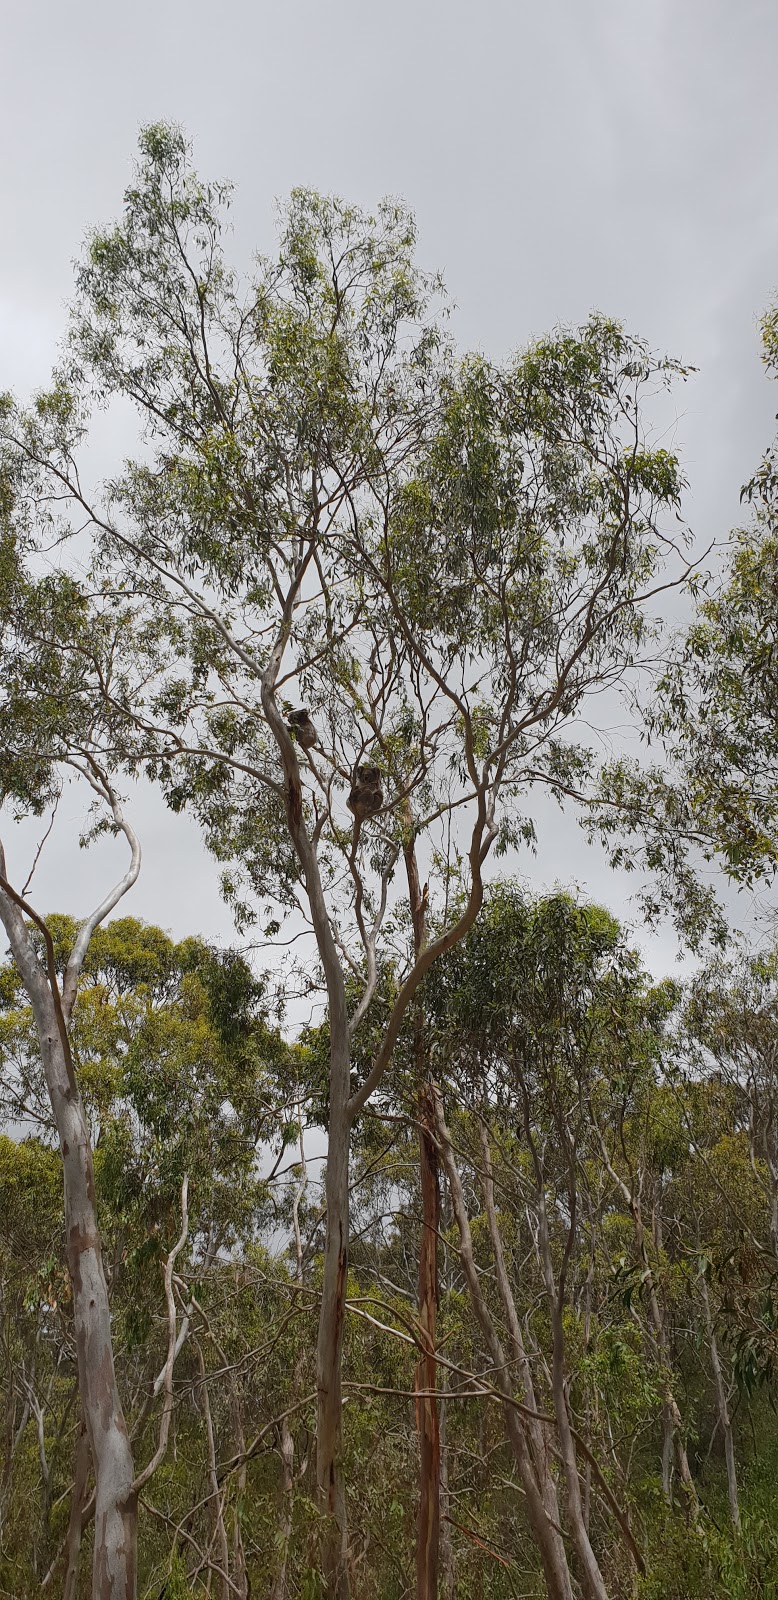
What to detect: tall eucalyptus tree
<box><xmin>3</xmin><ymin>124</ymin><xmax>692</xmax><ymax>1595</ymax></box>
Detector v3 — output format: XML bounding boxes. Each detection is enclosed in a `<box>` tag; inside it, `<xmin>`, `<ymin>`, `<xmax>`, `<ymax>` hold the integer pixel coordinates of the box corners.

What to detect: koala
<box><xmin>287</xmin><ymin>708</ymin><xmax>319</xmax><ymax>750</ymax></box>
<box><xmin>347</xmin><ymin>764</ymin><xmax>384</xmax><ymax>821</ymax></box>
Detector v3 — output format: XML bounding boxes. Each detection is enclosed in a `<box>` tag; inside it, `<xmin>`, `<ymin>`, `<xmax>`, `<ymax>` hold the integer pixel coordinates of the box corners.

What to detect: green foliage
<box><xmin>3</xmin><ymin>896</ymin><xmax>778</xmax><ymax>1593</ymax></box>
<box><xmin>0</xmin><ymin>916</ymin><xmax>287</xmax><ymax>1247</ymax></box>
<box><xmin>652</xmin><ymin>296</ymin><xmax>778</xmax><ymax>887</ymax></box>
<box><xmin>6</xmin><ymin>123</ymin><xmax>778</xmax><ymax>1600</ymax></box>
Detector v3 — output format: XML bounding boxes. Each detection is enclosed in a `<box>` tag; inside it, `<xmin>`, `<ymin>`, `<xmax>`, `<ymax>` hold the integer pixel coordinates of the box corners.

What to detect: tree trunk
<box><xmin>270</xmin><ymin>1411</ymin><xmax>296</xmax><ymax>1600</ymax></box>
<box><xmin>229</xmin><ymin>1387</ymin><xmax>250</xmax><ymax>1599</ymax></box>
<box><xmin>637</xmin><ymin>1204</ymin><xmax>697</xmax><ymax>1518</ymax></box>
<box><xmin>416</xmin><ymin>1100</ymin><xmax>441</xmax><ymax>1600</ymax></box>
<box><xmin>438</xmin><ymin>1377</ymin><xmax>456</xmax><ymax>1600</ymax></box>
<box><xmin>195</xmin><ymin>1343</ymin><xmax>230</xmax><ymax>1600</ymax></box>
<box><xmin>270</xmin><ymin>1345</ymin><xmax>307</xmax><ymax>1600</ymax></box>
<box><xmin>316</xmin><ymin>1067</ymin><xmax>351</xmax><ymax>1600</ymax></box>
<box><xmin>404</xmin><ymin>827</ymin><xmax>441</xmax><ymax>1600</ymax></box>
<box><xmin>548</xmin><ymin>1300</ymin><xmax>609</xmax><ymax>1600</ymax></box>
<box><xmin>25</xmin><ymin>1376</ymin><xmax>52</xmax><ymax>1570</ymax></box>
<box><xmin>661</xmin><ymin>1408</ymin><xmax>674</xmax><ymax>1505</ymax></box>
<box><xmin>639</xmin><ymin>1234</ymin><xmax>697</xmax><ymax>1517</ymax></box>
<box><xmin>63</xmin><ymin>1420</ymin><xmax>91</xmax><ymax>1600</ymax></box>
<box><xmin>262</xmin><ymin>665</ymin><xmax>353</xmax><ymax>1599</ymax></box>
<box><xmin>595</xmin><ymin>1130</ymin><xmax>699</xmax><ymax>1524</ymax></box>
<box><xmin>0</xmin><ymin>885</ymin><xmax>137</xmax><ymax>1600</ymax></box>
<box><xmin>478</xmin><ymin>1127</ymin><xmax>569</xmax><ymax>1573</ymax></box>
<box><xmin>0</xmin><ymin>1378</ymin><xmax>29</xmax><ymax>1547</ymax></box>
<box><xmin>59</xmin><ymin>1012</ymin><xmax>137</xmax><ymax>1600</ymax></box>
<box><xmin>432</xmin><ymin>1089</ymin><xmax>575</xmax><ymax>1600</ymax></box>
<box><xmin>700</xmin><ymin>1272</ymin><xmax>740</xmax><ymax>1530</ymax></box>
<box><xmin>533</xmin><ymin>1183</ymin><xmax>610</xmax><ymax>1600</ymax></box>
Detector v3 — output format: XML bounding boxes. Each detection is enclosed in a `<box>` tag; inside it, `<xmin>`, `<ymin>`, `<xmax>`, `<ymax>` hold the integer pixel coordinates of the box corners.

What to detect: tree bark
<box><xmin>639</xmin><ymin>1226</ymin><xmax>697</xmax><ymax>1516</ymax></box>
<box><xmin>0</xmin><ymin>875</ymin><xmax>137</xmax><ymax>1600</ymax></box>
<box><xmin>270</xmin><ymin>1123</ymin><xmax>309</xmax><ymax>1600</ymax></box>
<box><xmin>316</xmin><ymin>1095</ymin><xmax>351</xmax><ymax>1598</ymax></box>
<box><xmin>22</xmin><ymin>1375</ymin><xmax>52</xmax><ymax>1569</ymax></box>
<box><xmin>594</xmin><ymin>1128</ymin><xmax>699</xmax><ymax>1522</ymax></box>
<box><xmin>262</xmin><ymin>630</ymin><xmax>353</xmax><ymax>1599</ymax></box>
<box><xmin>195</xmin><ymin>1342</ymin><xmax>231</xmax><ymax>1600</ymax></box>
<box><xmin>404</xmin><ymin>825</ymin><xmax>441</xmax><ymax>1600</ymax></box>
<box><xmin>478</xmin><ymin>1127</ymin><xmax>568</xmax><ymax>1569</ymax></box>
<box><xmin>432</xmin><ymin>1089</ymin><xmax>575</xmax><ymax>1600</ymax></box>
<box><xmin>230</xmin><ymin>1394</ymin><xmax>250</xmax><ymax>1599</ymax></box>
<box><xmin>700</xmin><ymin>1271</ymin><xmax>740</xmax><ymax>1530</ymax></box>
<box><xmin>63</xmin><ymin>1419</ymin><xmax>91</xmax><ymax>1600</ymax></box>
<box><xmin>416</xmin><ymin>1101</ymin><xmax>441</xmax><ymax>1600</ymax></box>
<box><xmin>438</xmin><ymin>1376</ymin><xmax>456</xmax><ymax>1600</ymax></box>
<box><xmin>269</xmin><ymin>1410</ymin><xmax>296</xmax><ymax>1600</ymax></box>
<box><xmin>261</xmin><ymin>579</ymin><xmax>496</xmax><ymax>1600</ymax></box>
<box><xmin>659</xmin><ymin>1406</ymin><xmax>674</xmax><ymax>1506</ymax></box>
<box><xmin>532</xmin><ymin>1181</ymin><xmax>610</xmax><ymax>1600</ymax></box>
<box><xmin>0</xmin><ymin>1376</ymin><xmax>29</xmax><ymax>1547</ymax></box>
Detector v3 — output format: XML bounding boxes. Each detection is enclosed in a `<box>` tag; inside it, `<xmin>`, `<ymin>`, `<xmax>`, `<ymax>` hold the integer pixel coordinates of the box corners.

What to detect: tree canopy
<box><xmin>2</xmin><ymin>124</ymin><xmax>778</xmax><ymax>1600</ymax></box>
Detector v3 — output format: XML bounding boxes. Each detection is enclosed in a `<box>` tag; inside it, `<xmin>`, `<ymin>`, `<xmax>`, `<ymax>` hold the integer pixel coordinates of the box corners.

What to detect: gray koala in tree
<box><xmin>287</xmin><ymin>708</ymin><xmax>319</xmax><ymax>750</ymax></box>
<box><xmin>347</xmin><ymin>764</ymin><xmax>384</xmax><ymax>822</ymax></box>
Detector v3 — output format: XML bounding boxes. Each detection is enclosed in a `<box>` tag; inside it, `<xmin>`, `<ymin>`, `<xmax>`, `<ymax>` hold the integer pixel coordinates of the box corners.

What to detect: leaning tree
<box><xmin>0</xmin><ymin>492</ymin><xmax>147</xmax><ymax>1596</ymax></box>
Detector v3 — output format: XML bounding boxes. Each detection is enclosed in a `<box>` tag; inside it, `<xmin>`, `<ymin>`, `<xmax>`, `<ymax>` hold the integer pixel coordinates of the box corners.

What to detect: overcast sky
<box><xmin>2</xmin><ymin>0</ymin><xmax>778</xmax><ymax>975</ymax></box>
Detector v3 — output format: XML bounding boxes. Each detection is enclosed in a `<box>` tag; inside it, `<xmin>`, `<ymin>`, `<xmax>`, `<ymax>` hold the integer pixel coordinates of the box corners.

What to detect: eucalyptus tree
<box><xmin>681</xmin><ymin>947</ymin><xmax>778</xmax><ymax>1473</ymax></box>
<box><xmin>428</xmin><ymin>889</ymin><xmax>656</xmax><ymax>1599</ymax></box>
<box><xmin>0</xmin><ymin>915</ymin><xmax>289</xmax><ymax>1598</ymax></box>
<box><xmin>648</xmin><ymin>298</ymin><xmax>778</xmax><ymax>894</ymax></box>
<box><xmin>0</xmin><ymin>508</ymin><xmax>146</xmax><ymax>1596</ymax></box>
<box><xmin>2</xmin><ymin>123</ymin><xmax>692</xmax><ymax>1595</ymax></box>
<box><xmin>0</xmin><ymin>1133</ymin><xmax>64</xmax><ymax>1579</ymax></box>
<box><xmin>0</xmin><ymin>916</ymin><xmax>282</xmax><ymax>1261</ymax></box>
<box><xmin>685</xmin><ymin>948</ymin><xmax>778</xmax><ymax>1257</ymax></box>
